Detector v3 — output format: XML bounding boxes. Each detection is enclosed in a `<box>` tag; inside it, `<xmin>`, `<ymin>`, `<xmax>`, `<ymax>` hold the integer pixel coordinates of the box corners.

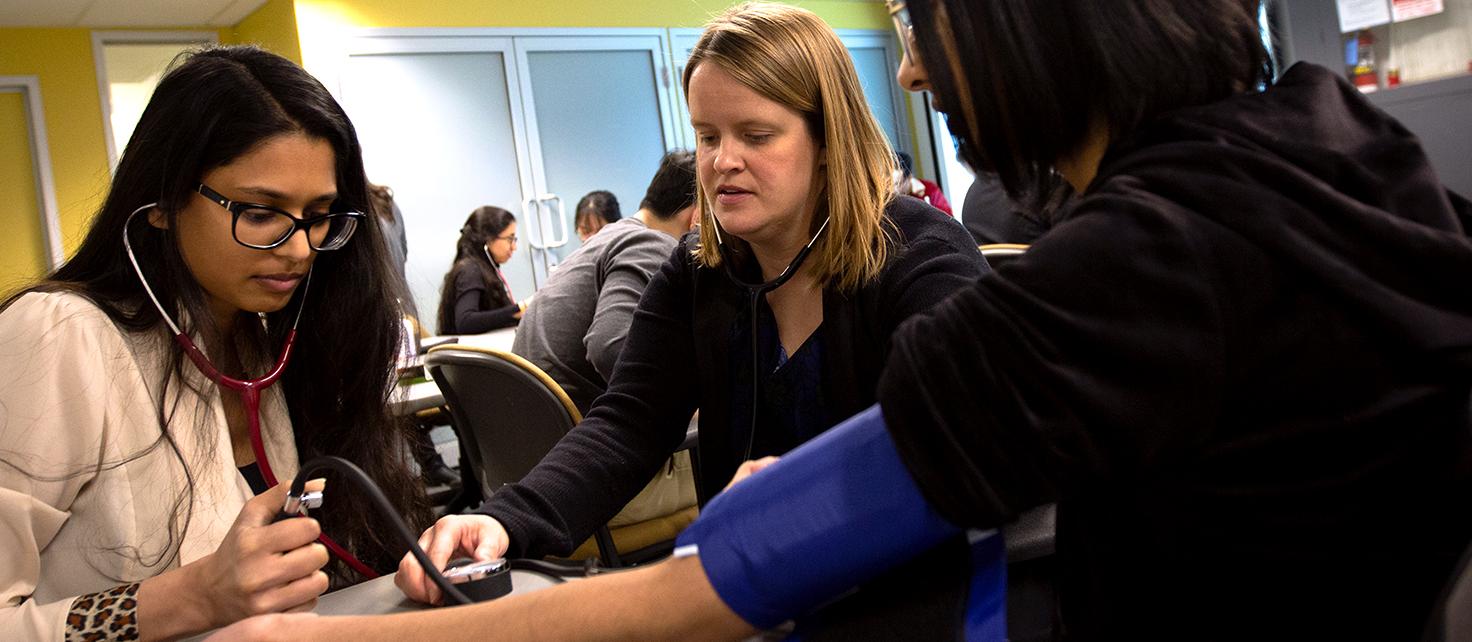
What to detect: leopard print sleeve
<box><xmin>64</xmin><ymin>583</ymin><xmax>140</xmax><ymax>641</ymax></box>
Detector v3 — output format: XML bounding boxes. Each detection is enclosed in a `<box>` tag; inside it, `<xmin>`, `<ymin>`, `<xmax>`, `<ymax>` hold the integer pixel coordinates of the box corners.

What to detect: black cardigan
<box><xmin>442</xmin><ymin>259</ymin><xmax>519</xmax><ymax>334</ymax></box>
<box><xmin>478</xmin><ymin>196</ymin><xmax>987</xmax><ymax>557</ymax></box>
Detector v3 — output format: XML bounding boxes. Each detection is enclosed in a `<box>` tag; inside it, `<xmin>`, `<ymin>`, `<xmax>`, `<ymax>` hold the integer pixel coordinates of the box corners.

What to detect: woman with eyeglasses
<box><xmin>0</xmin><ymin>46</ymin><xmax>431</xmax><ymax>641</ymax></box>
<box><xmin>435</xmin><ymin>206</ymin><xmax>522</xmax><ymax>334</ymax></box>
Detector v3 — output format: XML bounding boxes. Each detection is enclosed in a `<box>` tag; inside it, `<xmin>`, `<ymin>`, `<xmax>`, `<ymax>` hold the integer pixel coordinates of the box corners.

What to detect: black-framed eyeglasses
<box><xmin>197</xmin><ymin>184</ymin><xmax>365</xmax><ymax>251</ymax></box>
<box><xmin>494</xmin><ymin>233</ymin><xmax>518</xmax><ymax>244</ymax></box>
<box><xmin>886</xmin><ymin>0</ymin><xmax>916</xmax><ymax>63</ymax></box>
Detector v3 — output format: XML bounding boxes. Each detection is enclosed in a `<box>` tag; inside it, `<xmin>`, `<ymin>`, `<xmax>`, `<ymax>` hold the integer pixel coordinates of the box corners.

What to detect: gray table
<box><xmin>314</xmin><ymin>570</ymin><xmax>562</xmax><ymax>616</ymax></box>
<box><xmin>185</xmin><ymin>570</ymin><xmax>562</xmax><ymax>640</ymax></box>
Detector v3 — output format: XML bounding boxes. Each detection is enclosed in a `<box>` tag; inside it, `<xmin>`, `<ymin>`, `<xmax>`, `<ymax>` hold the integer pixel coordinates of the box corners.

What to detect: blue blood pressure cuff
<box><xmin>675</xmin><ymin>405</ymin><xmax>1002</xmax><ymax>633</ymax></box>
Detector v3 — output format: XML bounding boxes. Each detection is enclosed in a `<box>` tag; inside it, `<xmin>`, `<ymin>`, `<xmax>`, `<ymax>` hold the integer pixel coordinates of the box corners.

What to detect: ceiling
<box><xmin>0</xmin><ymin>0</ymin><xmax>268</xmax><ymax>28</ymax></box>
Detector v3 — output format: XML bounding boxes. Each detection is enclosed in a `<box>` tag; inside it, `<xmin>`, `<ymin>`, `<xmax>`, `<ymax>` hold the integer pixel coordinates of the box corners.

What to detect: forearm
<box><xmin>675</xmin><ymin>405</ymin><xmax>962</xmax><ymax>629</ymax></box>
<box><xmin>281</xmin><ymin>557</ymin><xmax>752</xmax><ymax>641</ymax></box>
<box><xmin>137</xmin><ymin>558</ymin><xmax>215</xmax><ymax>640</ymax></box>
<box><xmin>455</xmin><ymin>303</ymin><xmax>519</xmax><ymax>334</ymax></box>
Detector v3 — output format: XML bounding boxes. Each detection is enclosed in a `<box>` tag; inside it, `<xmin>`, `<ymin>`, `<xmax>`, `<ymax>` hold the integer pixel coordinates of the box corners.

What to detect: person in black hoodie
<box><xmin>867</xmin><ymin>0</ymin><xmax>1472</xmax><ymax>638</ymax></box>
<box><xmin>207</xmin><ymin>0</ymin><xmax>1472</xmax><ymax>640</ymax></box>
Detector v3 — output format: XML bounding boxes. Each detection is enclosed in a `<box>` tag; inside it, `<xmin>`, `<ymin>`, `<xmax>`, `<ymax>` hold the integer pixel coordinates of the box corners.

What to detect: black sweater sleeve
<box><xmin>878</xmin><ymin>198</ymin><xmax>1228</xmax><ymax>528</ymax></box>
<box><xmin>877</xmin><ymin>199</ymin><xmax>993</xmax><ymax>334</ymax></box>
<box><xmin>452</xmin><ymin>268</ymin><xmax>519</xmax><ymax>333</ymax></box>
<box><xmin>476</xmin><ymin>243</ymin><xmax>700</xmax><ymax>558</ymax></box>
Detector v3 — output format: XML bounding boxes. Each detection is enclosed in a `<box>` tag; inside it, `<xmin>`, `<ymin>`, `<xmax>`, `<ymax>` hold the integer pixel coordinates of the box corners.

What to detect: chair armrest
<box><xmin>1003</xmin><ymin>503</ymin><xmax>1056</xmax><ymax>563</ymax></box>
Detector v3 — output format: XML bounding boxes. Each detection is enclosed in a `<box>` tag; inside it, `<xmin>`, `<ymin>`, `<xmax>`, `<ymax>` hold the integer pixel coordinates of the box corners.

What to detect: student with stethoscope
<box><xmin>0</xmin><ymin>46</ymin><xmax>430</xmax><ymax>641</ymax></box>
<box><xmin>395</xmin><ymin>1</ymin><xmax>988</xmax><ymax>615</ymax></box>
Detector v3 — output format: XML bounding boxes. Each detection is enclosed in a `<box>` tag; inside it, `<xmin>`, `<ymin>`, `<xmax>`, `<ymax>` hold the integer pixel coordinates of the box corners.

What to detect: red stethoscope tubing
<box><xmin>174</xmin><ymin>313</ymin><xmax>380</xmax><ymax>580</ymax></box>
<box><xmin>126</xmin><ymin>202</ymin><xmax>379</xmax><ymax>579</ymax></box>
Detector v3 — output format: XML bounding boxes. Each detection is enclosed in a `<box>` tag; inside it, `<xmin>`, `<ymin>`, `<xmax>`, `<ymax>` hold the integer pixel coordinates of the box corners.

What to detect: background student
<box><xmin>435</xmin><ymin>206</ymin><xmax>522</xmax><ymax>334</ymax></box>
<box><xmin>573</xmin><ymin>189</ymin><xmax>622</xmax><ymax>242</ymax></box>
<box><xmin>510</xmin><ymin>149</ymin><xmax>704</xmax><ymax>543</ymax></box>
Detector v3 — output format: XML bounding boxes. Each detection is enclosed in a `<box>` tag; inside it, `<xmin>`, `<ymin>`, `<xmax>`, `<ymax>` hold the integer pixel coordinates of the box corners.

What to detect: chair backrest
<box><xmin>979</xmin><ymin>243</ymin><xmax>1029</xmax><ymax>269</ymax></box>
<box><xmin>424</xmin><ymin>344</ymin><xmax>582</xmax><ymax>498</ymax></box>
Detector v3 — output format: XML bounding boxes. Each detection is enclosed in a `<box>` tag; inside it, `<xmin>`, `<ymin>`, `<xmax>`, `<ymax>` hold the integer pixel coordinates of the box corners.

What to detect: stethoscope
<box><xmin>711</xmin><ymin>215</ymin><xmax>830</xmax><ymax>462</ymax></box>
<box><xmin>483</xmin><ymin>246</ymin><xmax>514</xmax><ymax>301</ymax></box>
<box><xmin>123</xmin><ymin>203</ymin><xmax>380</xmax><ymax>579</ymax></box>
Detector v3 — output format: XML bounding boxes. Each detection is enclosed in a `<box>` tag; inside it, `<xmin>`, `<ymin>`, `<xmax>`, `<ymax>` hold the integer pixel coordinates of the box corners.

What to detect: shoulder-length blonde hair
<box><xmin>685</xmin><ymin>2</ymin><xmax>897</xmax><ymax>292</ymax></box>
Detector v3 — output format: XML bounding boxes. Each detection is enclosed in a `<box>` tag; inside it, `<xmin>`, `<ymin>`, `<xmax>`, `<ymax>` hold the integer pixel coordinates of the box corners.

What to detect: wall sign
<box><xmin>1391</xmin><ymin>0</ymin><xmax>1445</xmax><ymax>21</ymax></box>
<box><xmin>1336</xmin><ymin>0</ymin><xmax>1392</xmax><ymax>32</ymax></box>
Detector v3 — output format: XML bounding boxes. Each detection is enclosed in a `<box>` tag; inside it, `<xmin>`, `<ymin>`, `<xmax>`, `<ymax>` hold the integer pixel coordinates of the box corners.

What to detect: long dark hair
<box><xmin>907</xmin><ymin>0</ymin><xmax>1272</xmax><ymax>198</ymax></box>
<box><xmin>1</xmin><ymin>45</ymin><xmax>430</xmax><ymax>580</ymax></box>
<box><xmin>436</xmin><ymin>205</ymin><xmax>516</xmax><ymax>334</ymax></box>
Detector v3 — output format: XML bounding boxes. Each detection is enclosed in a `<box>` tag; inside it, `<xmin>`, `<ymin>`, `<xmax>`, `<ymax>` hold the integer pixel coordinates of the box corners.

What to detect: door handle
<box><xmin>522</xmin><ymin>196</ymin><xmax>552</xmax><ymax>250</ymax></box>
<box><xmin>539</xmin><ymin>193</ymin><xmax>569</xmax><ymax>249</ymax></box>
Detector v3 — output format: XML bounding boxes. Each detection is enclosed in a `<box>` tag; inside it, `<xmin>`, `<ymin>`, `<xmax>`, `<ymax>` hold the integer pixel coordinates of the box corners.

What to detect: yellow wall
<box><xmin>0</xmin><ymin>91</ymin><xmax>47</xmax><ymax>291</ymax></box>
<box><xmin>295</xmin><ymin>0</ymin><xmax>886</xmax><ymax>30</ymax></box>
<box><xmin>0</xmin><ymin>23</ymin><xmax>280</xmax><ymax>270</ymax></box>
<box><xmin>0</xmin><ymin>28</ymin><xmax>112</xmax><ymax>260</ymax></box>
<box><xmin>230</xmin><ymin>0</ymin><xmax>304</xmax><ymax>64</ymax></box>
<box><xmin>293</xmin><ymin>0</ymin><xmax>888</xmax><ymax>75</ymax></box>
<box><xmin>0</xmin><ymin>0</ymin><xmax>886</xmax><ymax>270</ymax></box>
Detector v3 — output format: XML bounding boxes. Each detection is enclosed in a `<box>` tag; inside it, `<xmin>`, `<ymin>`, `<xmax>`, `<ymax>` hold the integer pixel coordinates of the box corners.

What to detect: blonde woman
<box><xmin>396</xmin><ymin>0</ymin><xmax>983</xmax><ymax>606</ymax></box>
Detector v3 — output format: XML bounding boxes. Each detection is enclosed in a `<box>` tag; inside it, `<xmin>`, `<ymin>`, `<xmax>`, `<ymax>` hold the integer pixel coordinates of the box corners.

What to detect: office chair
<box><xmin>424</xmin><ymin>344</ymin><xmax>693</xmax><ymax>567</ymax></box>
<box><xmin>1422</xmin><ymin>537</ymin><xmax>1472</xmax><ymax>642</ymax></box>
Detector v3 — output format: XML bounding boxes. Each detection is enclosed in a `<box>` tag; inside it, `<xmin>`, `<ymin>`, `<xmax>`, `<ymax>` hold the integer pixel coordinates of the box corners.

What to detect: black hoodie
<box><xmin>879</xmin><ymin>63</ymin><xmax>1472</xmax><ymax>639</ymax></box>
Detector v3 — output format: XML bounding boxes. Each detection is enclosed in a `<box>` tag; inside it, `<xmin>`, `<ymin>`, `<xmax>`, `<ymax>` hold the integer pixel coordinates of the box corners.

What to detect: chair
<box><xmin>1422</xmin><ymin>537</ymin><xmax>1472</xmax><ymax>642</ymax></box>
<box><xmin>979</xmin><ymin>243</ymin><xmax>1030</xmax><ymax>269</ymax></box>
<box><xmin>1002</xmin><ymin>503</ymin><xmax>1059</xmax><ymax>642</ymax></box>
<box><xmin>424</xmin><ymin>344</ymin><xmax>692</xmax><ymax>567</ymax></box>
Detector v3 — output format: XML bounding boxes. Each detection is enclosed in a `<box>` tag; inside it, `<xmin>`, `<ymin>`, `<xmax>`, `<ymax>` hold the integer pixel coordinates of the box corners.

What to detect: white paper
<box><xmin>1392</xmin><ymin>0</ymin><xmax>1445</xmax><ymax>22</ymax></box>
<box><xmin>1337</xmin><ymin>0</ymin><xmax>1393</xmax><ymax>32</ymax></box>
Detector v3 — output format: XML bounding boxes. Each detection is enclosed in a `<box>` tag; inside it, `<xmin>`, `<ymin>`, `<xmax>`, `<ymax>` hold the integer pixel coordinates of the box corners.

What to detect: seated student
<box><xmin>959</xmin><ymin>174</ymin><xmax>1054</xmax><ymax>245</ymax></box>
<box><xmin>0</xmin><ymin>45</ymin><xmax>430</xmax><ymax>641</ymax></box>
<box><xmin>394</xmin><ymin>0</ymin><xmax>986</xmax><ymax>613</ymax></box>
<box><xmin>435</xmin><ymin>207</ymin><xmax>521</xmax><ymax>334</ymax></box>
<box><xmin>213</xmin><ymin>0</ymin><xmax>1471</xmax><ymax>639</ymax></box>
<box><xmin>872</xmin><ymin>0</ymin><xmax>1471</xmax><ymax>636</ymax></box>
<box><xmin>574</xmin><ymin>190</ymin><xmax>622</xmax><ymax>242</ymax></box>
<box><xmin>513</xmin><ymin>150</ymin><xmax>703</xmax><ymax>537</ymax></box>
<box><xmin>514</xmin><ymin>150</ymin><xmax>698</xmax><ymax>414</ymax></box>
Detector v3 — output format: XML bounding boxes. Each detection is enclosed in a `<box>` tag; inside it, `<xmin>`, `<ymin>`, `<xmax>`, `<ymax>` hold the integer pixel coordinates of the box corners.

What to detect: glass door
<box><xmin>337</xmin><ymin>30</ymin><xmax>681</xmax><ymax>325</ymax></box>
<box><xmin>513</xmin><ymin>33</ymin><xmax>679</xmax><ymax>279</ymax></box>
<box><xmin>339</xmin><ymin>37</ymin><xmax>537</xmax><ymax>328</ymax></box>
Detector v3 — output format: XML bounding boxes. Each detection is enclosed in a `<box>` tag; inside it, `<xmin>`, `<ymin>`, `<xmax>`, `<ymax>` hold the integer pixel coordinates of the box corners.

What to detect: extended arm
<box><xmin>477</xmin><ymin>246</ymin><xmax>701</xmax><ymax>558</ymax></box>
